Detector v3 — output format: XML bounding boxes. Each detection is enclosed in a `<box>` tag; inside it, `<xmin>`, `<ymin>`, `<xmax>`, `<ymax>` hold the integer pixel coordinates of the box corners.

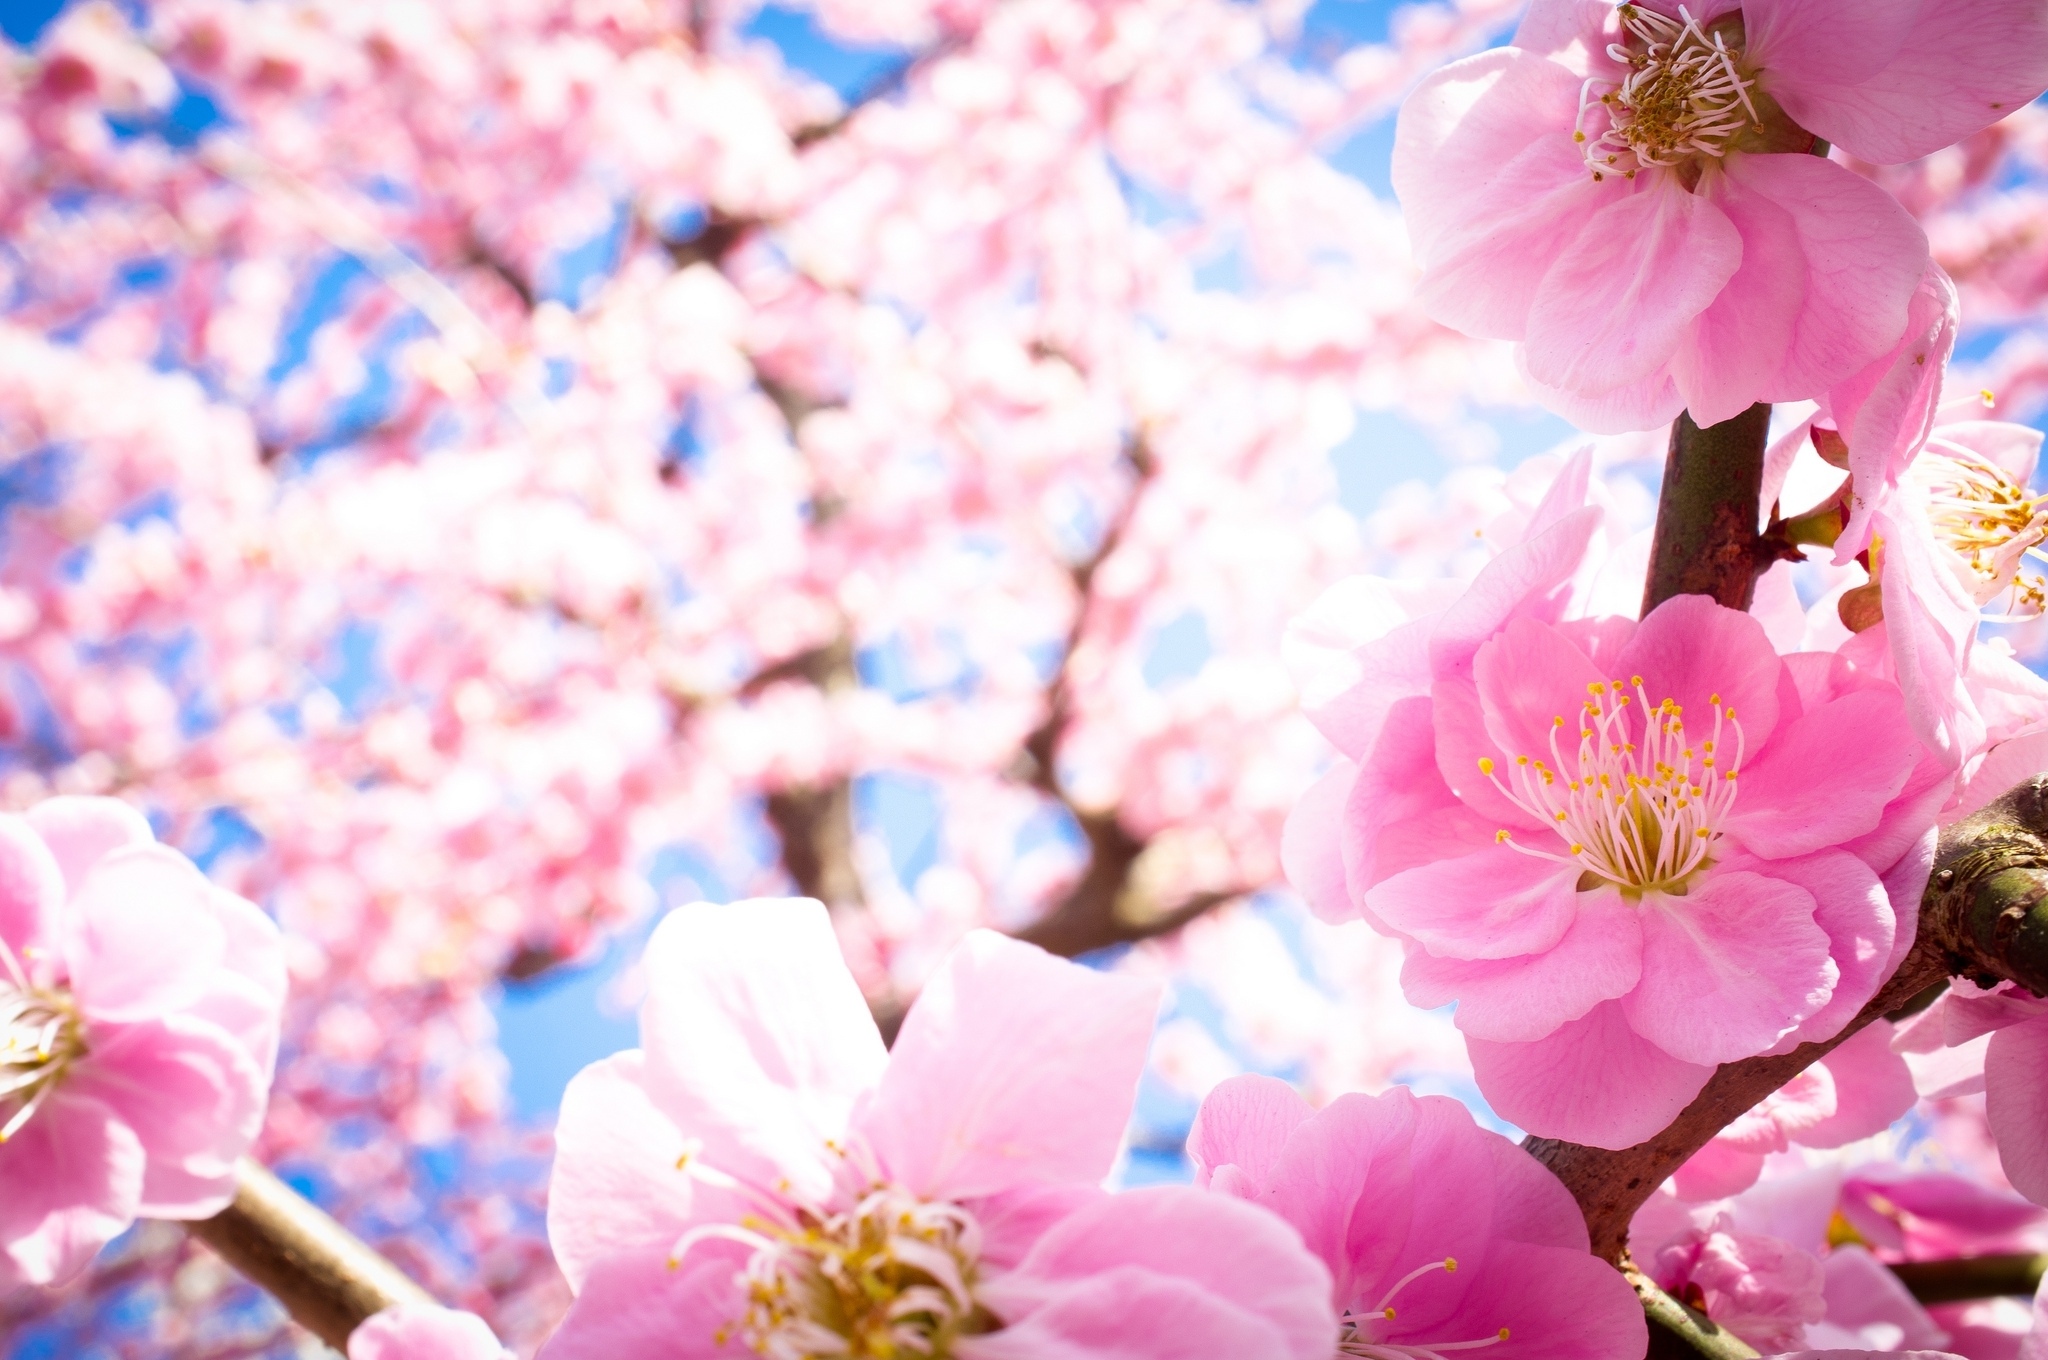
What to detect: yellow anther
<box><xmin>1496</xmin><ymin>830</ymin><xmax>1512</xmax><ymax>843</ymax></box>
<box><xmin>1445</xmin><ymin>1258</ymin><xmax>1458</xmax><ymax>1272</ymax></box>
<box><xmin>1478</xmin><ymin>757</ymin><xmax>1495</xmax><ymax>775</ymax></box>
<box><xmin>1631</xmin><ymin>675</ymin><xmax>1643</xmax><ymax>688</ymax></box>
<box><xmin>1498</xmin><ymin>1329</ymin><xmax>1511</xmax><ymax>1341</ymax></box>
<box><xmin>1588</xmin><ymin>681</ymin><xmax>1606</xmax><ymax>694</ymax></box>
<box><xmin>1384</xmin><ymin>1307</ymin><xmax>1398</xmax><ymax>1320</ymax></box>
<box><xmin>1570</xmin><ymin>844</ymin><xmax>1584</xmax><ymax>854</ymax></box>
<box><xmin>1555</xmin><ymin>715</ymin><xmax>1567</xmax><ymax>727</ymax></box>
<box><xmin>1516</xmin><ymin>755</ymin><xmax>1530</xmax><ymax>766</ymax></box>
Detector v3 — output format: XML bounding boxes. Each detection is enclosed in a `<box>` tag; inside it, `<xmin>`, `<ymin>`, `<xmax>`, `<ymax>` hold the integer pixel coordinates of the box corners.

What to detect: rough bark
<box><xmin>185</xmin><ymin>1158</ymin><xmax>435</xmax><ymax>1349</ymax></box>
<box><xmin>1640</xmin><ymin>404</ymin><xmax>1777</xmax><ymax>614</ymax></box>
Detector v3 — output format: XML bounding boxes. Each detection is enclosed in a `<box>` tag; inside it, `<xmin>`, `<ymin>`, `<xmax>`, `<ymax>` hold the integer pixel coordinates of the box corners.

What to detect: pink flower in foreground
<box><xmin>1394</xmin><ymin>0</ymin><xmax>2048</xmax><ymax>434</ymax></box>
<box><xmin>349</xmin><ymin>1305</ymin><xmax>513</xmax><ymax>1360</ymax></box>
<box><xmin>1189</xmin><ymin>1074</ymin><xmax>1646</xmax><ymax>1360</ymax></box>
<box><xmin>1</xmin><ymin>796</ymin><xmax>285</xmax><ymax>1288</ymax></box>
<box><xmin>1672</xmin><ymin>1022</ymin><xmax>1916</xmax><ymax>1201</ymax></box>
<box><xmin>1288</xmin><ymin>564</ymin><xmax>1933</xmax><ymax>1146</ymax></box>
<box><xmin>1651</xmin><ymin>1216</ymin><xmax>1826</xmax><ymax>1353</ymax></box>
<box><xmin>540</xmin><ymin>900</ymin><xmax>1336</xmax><ymax>1359</ymax></box>
<box><xmin>1899</xmin><ymin>981</ymin><xmax>2048</xmax><ymax>1207</ymax></box>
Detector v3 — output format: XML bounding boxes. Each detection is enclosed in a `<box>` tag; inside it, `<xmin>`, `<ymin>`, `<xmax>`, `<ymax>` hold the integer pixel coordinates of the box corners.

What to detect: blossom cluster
<box><xmin>4</xmin><ymin>0</ymin><xmax>2048</xmax><ymax>1356</ymax></box>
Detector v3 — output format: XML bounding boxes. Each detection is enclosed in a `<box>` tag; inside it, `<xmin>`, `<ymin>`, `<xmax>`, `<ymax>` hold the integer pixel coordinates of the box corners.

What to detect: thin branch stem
<box><xmin>1641</xmin><ymin>404</ymin><xmax>1778</xmax><ymax>613</ymax></box>
<box><xmin>184</xmin><ymin>1157</ymin><xmax>435</xmax><ymax>1350</ymax></box>
<box><xmin>1630</xmin><ymin>1264</ymin><xmax>1761</xmax><ymax>1360</ymax></box>
<box><xmin>1890</xmin><ymin>1252</ymin><xmax>2047</xmax><ymax>1305</ymax></box>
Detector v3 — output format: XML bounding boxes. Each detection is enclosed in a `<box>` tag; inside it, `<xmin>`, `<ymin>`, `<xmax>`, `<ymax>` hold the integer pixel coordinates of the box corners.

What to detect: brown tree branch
<box><xmin>185</xmin><ymin>1157</ymin><xmax>436</xmax><ymax>1350</ymax></box>
<box><xmin>1889</xmin><ymin>1252</ymin><xmax>2047</xmax><ymax>1305</ymax></box>
<box><xmin>1640</xmin><ymin>404</ymin><xmax>1783</xmax><ymax>614</ymax></box>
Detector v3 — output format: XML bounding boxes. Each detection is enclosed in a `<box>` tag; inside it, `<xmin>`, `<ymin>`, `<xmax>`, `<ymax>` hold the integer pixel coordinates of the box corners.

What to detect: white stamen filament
<box><xmin>1575</xmin><ymin>3</ymin><xmax>1762</xmax><ymax>180</ymax></box>
<box><xmin>1340</xmin><ymin>1256</ymin><xmax>1512</xmax><ymax>1360</ymax></box>
<box><xmin>1908</xmin><ymin>445</ymin><xmax>2048</xmax><ymax>616</ymax></box>
<box><xmin>673</xmin><ymin>1140</ymin><xmax>991</xmax><ymax>1359</ymax></box>
<box><xmin>1481</xmin><ymin>677</ymin><xmax>1743</xmax><ymax>894</ymax></box>
<box><xmin>0</xmin><ymin>936</ymin><xmax>82</xmax><ymax>1143</ymax></box>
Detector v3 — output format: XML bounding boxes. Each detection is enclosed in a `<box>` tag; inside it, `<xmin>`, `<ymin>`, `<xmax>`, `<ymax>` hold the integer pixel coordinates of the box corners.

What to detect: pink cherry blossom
<box><xmin>1189</xmin><ymin>1073</ymin><xmax>1646</xmax><ymax>1360</ymax></box>
<box><xmin>1394</xmin><ymin>0</ymin><xmax>2048</xmax><ymax>433</ymax></box>
<box><xmin>349</xmin><ymin>1304</ymin><xmax>513</xmax><ymax>1360</ymax></box>
<box><xmin>540</xmin><ymin>898</ymin><xmax>1335</xmax><ymax>1360</ymax></box>
<box><xmin>0</xmin><ymin>795</ymin><xmax>285</xmax><ymax>1288</ymax></box>
<box><xmin>1672</xmin><ymin>1021</ymin><xmax>1917</xmax><ymax>1201</ymax></box>
<box><xmin>1288</xmin><ymin>537</ymin><xmax>1932</xmax><ymax>1145</ymax></box>
<box><xmin>1898</xmin><ymin>981</ymin><xmax>2048</xmax><ymax>1207</ymax></box>
<box><xmin>1651</xmin><ymin>1214</ymin><xmax>1827</xmax><ymax>1352</ymax></box>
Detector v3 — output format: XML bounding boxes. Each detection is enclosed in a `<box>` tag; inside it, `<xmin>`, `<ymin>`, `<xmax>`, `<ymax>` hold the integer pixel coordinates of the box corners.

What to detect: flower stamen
<box><xmin>1578</xmin><ymin>3</ymin><xmax>1761</xmax><ymax>180</ymax></box>
<box><xmin>1482</xmin><ymin>677</ymin><xmax>1742</xmax><ymax>894</ymax></box>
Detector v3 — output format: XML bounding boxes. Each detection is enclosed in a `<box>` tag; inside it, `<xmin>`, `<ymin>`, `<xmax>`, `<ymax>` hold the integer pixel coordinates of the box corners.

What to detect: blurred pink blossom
<box><xmin>0</xmin><ymin>795</ymin><xmax>284</xmax><ymax>1287</ymax></box>
<box><xmin>1190</xmin><ymin>1073</ymin><xmax>1645</xmax><ymax>1360</ymax></box>
<box><xmin>349</xmin><ymin>1304</ymin><xmax>513</xmax><ymax>1360</ymax></box>
<box><xmin>1394</xmin><ymin>0</ymin><xmax>2048</xmax><ymax>432</ymax></box>
<box><xmin>541</xmin><ymin>898</ymin><xmax>1335</xmax><ymax>1359</ymax></box>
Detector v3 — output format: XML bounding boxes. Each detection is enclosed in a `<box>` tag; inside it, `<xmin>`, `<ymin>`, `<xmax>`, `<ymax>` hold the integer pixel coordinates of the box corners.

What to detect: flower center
<box><xmin>1480</xmin><ymin>677</ymin><xmax>1743</xmax><ymax>894</ymax></box>
<box><xmin>673</xmin><ymin>1151</ymin><xmax>996</xmax><ymax>1360</ymax></box>
<box><xmin>1908</xmin><ymin>449</ymin><xmax>2048</xmax><ymax>615</ymax></box>
<box><xmin>1577</xmin><ymin>4</ymin><xmax>1762</xmax><ymax>181</ymax></box>
<box><xmin>1339</xmin><ymin>1257</ymin><xmax>1511</xmax><ymax>1359</ymax></box>
<box><xmin>0</xmin><ymin>942</ymin><xmax>84</xmax><ymax>1143</ymax></box>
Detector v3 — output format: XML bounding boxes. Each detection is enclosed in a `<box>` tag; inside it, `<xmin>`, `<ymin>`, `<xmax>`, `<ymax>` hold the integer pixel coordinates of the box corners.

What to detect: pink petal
<box><xmin>183</xmin><ymin>886</ymin><xmax>287</xmax><ymax>1082</ymax></box>
<box><xmin>1522</xmin><ymin>173</ymin><xmax>1743</xmax><ymax>396</ymax></box>
<box><xmin>1877</xmin><ymin>506</ymin><xmax>1985</xmax><ymax>768</ymax></box>
<box><xmin>1349</xmin><ymin>692</ymin><xmax>1493</xmax><ymax>902</ymax></box>
<box><xmin>63</xmin><ymin>1013</ymin><xmax>266</xmax><ymax>1217</ymax></box>
<box><xmin>1829</xmin><ymin>265</ymin><xmax>1960</xmax><ymax>562</ymax></box>
<box><xmin>1467</xmin><ymin>1000</ymin><xmax>1714</xmax><ymax>1149</ymax></box>
<box><xmin>1624</xmin><ymin>870</ymin><xmax>1835</xmax><ymax>1065</ymax></box>
<box><xmin>1367</xmin><ymin>845</ymin><xmax>1583</xmax><ymax>962</ymax></box>
<box><xmin>1935</xmin><ymin>420</ymin><xmax>2045</xmax><ymax>485</ymax></box>
<box><xmin>1393</xmin><ymin>49</ymin><xmax>1613</xmax><ymax>340</ymax></box>
<box><xmin>1521</xmin><ymin>361</ymin><xmax>1687</xmax><ymax>436</ymax></box>
<box><xmin>22</xmin><ymin>796</ymin><xmax>154</xmax><ymax>900</ymax></box>
<box><xmin>1286</xmin><ymin>580</ymin><xmax>1448</xmax><ymax>761</ymax></box>
<box><xmin>974</xmin><ymin>1187</ymin><xmax>1335</xmax><ymax>1360</ymax></box>
<box><xmin>636</xmin><ymin>898</ymin><xmax>885</xmax><ymax>1204</ymax></box>
<box><xmin>0</xmin><ymin>813</ymin><xmax>63</xmax><ymax>960</ymax></box>
<box><xmin>548</xmin><ymin>1052</ymin><xmax>708</xmax><ymax>1294</ymax></box>
<box><xmin>349</xmin><ymin>1305</ymin><xmax>513</xmax><ymax>1360</ymax></box>
<box><xmin>1474</xmin><ymin>614</ymin><xmax>1607</xmax><ymax>774</ymax></box>
<box><xmin>1722</xmin><ymin>690</ymin><xmax>1920</xmax><ymax>860</ymax></box>
<box><xmin>63</xmin><ymin>844</ymin><xmax>228</xmax><ymax>1025</ymax></box>
<box><xmin>1186</xmin><ymin>1073</ymin><xmax>1312</xmax><ymax>1193</ymax></box>
<box><xmin>1671</xmin><ymin>1140</ymin><xmax>1770</xmax><ymax>1200</ymax></box>
<box><xmin>1740</xmin><ymin>0</ymin><xmax>1915</xmax><ymax>86</ymax></box>
<box><xmin>536</xmin><ymin>1241</ymin><xmax>748</xmax><ymax>1360</ymax></box>
<box><xmin>1401</xmin><ymin>888</ymin><xmax>1642</xmax><ymax>1042</ymax></box>
<box><xmin>1670</xmin><ymin>161</ymin><xmax>1803</xmax><ymax>428</ymax></box>
<box><xmin>1432</xmin><ymin>677</ymin><xmax>1550</xmax><ymax>834</ymax></box>
<box><xmin>1281</xmin><ymin>762</ymin><xmax>1361</xmax><ymax>924</ymax></box>
<box><xmin>1430</xmin><ymin>505</ymin><xmax>1606</xmax><ymax>682</ymax></box>
<box><xmin>855</xmin><ymin>930</ymin><xmax>1159</xmax><ymax>1202</ymax></box>
<box><xmin>1439</xmin><ymin>1238</ymin><xmax>1648</xmax><ymax>1360</ymax></box>
<box><xmin>1616</xmin><ymin>593</ymin><xmax>1783</xmax><ymax>754</ymax></box>
<box><xmin>0</xmin><ymin>1091</ymin><xmax>144</xmax><ymax>1288</ymax></box>
<box><xmin>1766</xmin><ymin>0</ymin><xmax>2048</xmax><ymax>163</ymax></box>
<box><xmin>1800</xmin><ymin>1022</ymin><xmax>1917</xmax><ymax>1148</ymax></box>
<box><xmin>1731</xmin><ymin>155</ymin><xmax>1925</xmax><ymax>407</ymax></box>
<box><xmin>1512</xmin><ymin>0</ymin><xmax>1614</xmax><ymax>58</ymax></box>
<box><xmin>1817</xmin><ymin>1245</ymin><xmax>1953</xmax><ymax>1353</ymax></box>
<box><xmin>1759</xmin><ymin>849</ymin><xmax>1897</xmax><ymax>1049</ymax></box>
<box><xmin>1986</xmin><ymin>1017</ymin><xmax>2048</xmax><ymax>1205</ymax></box>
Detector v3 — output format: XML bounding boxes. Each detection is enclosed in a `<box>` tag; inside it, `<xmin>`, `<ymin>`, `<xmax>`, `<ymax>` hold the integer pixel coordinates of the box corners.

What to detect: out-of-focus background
<box><xmin>0</xmin><ymin>0</ymin><xmax>2044</xmax><ymax>1353</ymax></box>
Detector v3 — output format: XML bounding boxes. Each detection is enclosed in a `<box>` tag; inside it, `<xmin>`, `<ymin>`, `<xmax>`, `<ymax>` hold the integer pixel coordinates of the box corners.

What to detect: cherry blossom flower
<box><xmin>540</xmin><ymin>898</ymin><xmax>1336</xmax><ymax>1359</ymax></box>
<box><xmin>1895</xmin><ymin>980</ymin><xmax>2048</xmax><ymax>1206</ymax></box>
<box><xmin>1393</xmin><ymin>0</ymin><xmax>2048</xmax><ymax>433</ymax></box>
<box><xmin>1651</xmin><ymin>1215</ymin><xmax>1828</xmax><ymax>1352</ymax></box>
<box><xmin>1188</xmin><ymin>1073</ymin><xmax>1646</xmax><ymax>1360</ymax></box>
<box><xmin>0</xmin><ymin>796</ymin><xmax>285</xmax><ymax>1288</ymax></box>
<box><xmin>1672</xmin><ymin>1022</ymin><xmax>1917</xmax><ymax>1201</ymax></box>
<box><xmin>1287</xmin><ymin>555</ymin><xmax>1933</xmax><ymax>1146</ymax></box>
<box><xmin>349</xmin><ymin>1305</ymin><xmax>514</xmax><ymax>1360</ymax></box>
